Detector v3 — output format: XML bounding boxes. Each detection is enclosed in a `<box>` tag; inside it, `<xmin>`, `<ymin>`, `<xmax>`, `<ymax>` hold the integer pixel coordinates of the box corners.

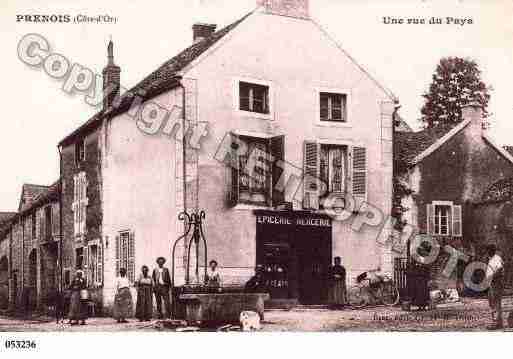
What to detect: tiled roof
<box><xmin>394</xmin><ymin>124</ymin><xmax>457</xmax><ymax>169</ymax></box>
<box><xmin>504</xmin><ymin>146</ymin><xmax>513</xmax><ymax>157</ymax></box>
<box><xmin>0</xmin><ymin>212</ymin><xmax>16</xmax><ymax>224</ymax></box>
<box><xmin>59</xmin><ymin>12</ymin><xmax>252</xmax><ymax>146</ymax></box>
<box><xmin>395</xmin><ymin>114</ymin><xmax>413</xmax><ymax>133</ymax></box>
<box><xmin>19</xmin><ymin>184</ymin><xmax>50</xmax><ymax>212</ymax></box>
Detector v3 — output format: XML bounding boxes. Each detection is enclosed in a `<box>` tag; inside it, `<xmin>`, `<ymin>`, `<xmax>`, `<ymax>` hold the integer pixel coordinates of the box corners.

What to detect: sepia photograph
<box><xmin>0</xmin><ymin>1</ymin><xmax>512</xmax><ymax>353</ymax></box>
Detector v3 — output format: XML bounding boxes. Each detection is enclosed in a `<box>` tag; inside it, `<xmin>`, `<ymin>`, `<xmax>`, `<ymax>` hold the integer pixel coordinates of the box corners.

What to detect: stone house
<box><xmin>0</xmin><ymin>183</ymin><xmax>61</xmax><ymax>310</ymax></box>
<box><xmin>394</xmin><ymin>103</ymin><xmax>513</xmax><ymax>289</ymax></box>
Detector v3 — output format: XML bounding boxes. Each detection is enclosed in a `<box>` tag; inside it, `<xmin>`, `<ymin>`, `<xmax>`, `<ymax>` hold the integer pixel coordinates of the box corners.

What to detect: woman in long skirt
<box><xmin>68</xmin><ymin>270</ymin><xmax>87</xmax><ymax>325</ymax></box>
<box><xmin>135</xmin><ymin>266</ymin><xmax>153</xmax><ymax>321</ymax></box>
<box><xmin>113</xmin><ymin>268</ymin><xmax>133</xmax><ymax>323</ymax></box>
<box><xmin>328</xmin><ymin>257</ymin><xmax>347</xmax><ymax>309</ymax></box>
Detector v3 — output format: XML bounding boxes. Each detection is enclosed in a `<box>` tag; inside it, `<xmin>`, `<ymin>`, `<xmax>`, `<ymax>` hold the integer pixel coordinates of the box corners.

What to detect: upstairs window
<box><xmin>303</xmin><ymin>141</ymin><xmax>366</xmax><ymax>210</ymax></box>
<box><xmin>320</xmin><ymin>92</ymin><xmax>347</xmax><ymax>122</ymax></box>
<box><xmin>227</xmin><ymin>133</ymin><xmax>284</xmax><ymax>207</ymax></box>
<box><xmin>320</xmin><ymin>145</ymin><xmax>347</xmax><ymax>194</ymax></box>
<box><xmin>239</xmin><ymin>82</ymin><xmax>270</xmax><ymax>114</ymax></box>
<box><xmin>427</xmin><ymin>202</ymin><xmax>462</xmax><ymax>237</ymax></box>
<box><xmin>75</xmin><ymin>139</ymin><xmax>85</xmax><ymax>164</ymax></box>
<box><xmin>434</xmin><ymin>205</ymin><xmax>450</xmax><ymax>236</ymax></box>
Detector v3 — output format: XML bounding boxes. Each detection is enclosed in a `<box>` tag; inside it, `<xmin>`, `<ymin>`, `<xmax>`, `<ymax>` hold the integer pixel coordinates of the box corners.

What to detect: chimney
<box><xmin>102</xmin><ymin>39</ymin><xmax>121</xmax><ymax>112</ymax></box>
<box><xmin>192</xmin><ymin>23</ymin><xmax>217</xmax><ymax>43</ymax></box>
<box><xmin>461</xmin><ymin>101</ymin><xmax>485</xmax><ymax>133</ymax></box>
<box><xmin>257</xmin><ymin>0</ymin><xmax>310</xmax><ymax>19</ymax></box>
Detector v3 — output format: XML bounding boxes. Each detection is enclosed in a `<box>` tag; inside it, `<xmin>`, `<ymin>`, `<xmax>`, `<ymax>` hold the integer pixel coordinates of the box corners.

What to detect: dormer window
<box><xmin>75</xmin><ymin>139</ymin><xmax>85</xmax><ymax>164</ymax></box>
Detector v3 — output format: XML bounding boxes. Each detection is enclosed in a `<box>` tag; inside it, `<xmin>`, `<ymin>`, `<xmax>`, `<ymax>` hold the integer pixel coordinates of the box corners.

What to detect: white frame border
<box><xmin>315</xmin><ymin>86</ymin><xmax>352</xmax><ymax>128</ymax></box>
<box><xmin>232</xmin><ymin>76</ymin><xmax>274</xmax><ymax>120</ymax></box>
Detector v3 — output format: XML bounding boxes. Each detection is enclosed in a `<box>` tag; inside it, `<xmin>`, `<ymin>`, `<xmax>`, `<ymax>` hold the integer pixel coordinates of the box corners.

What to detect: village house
<box><xmin>2</xmin><ymin>0</ymin><xmax>402</xmax><ymax>314</ymax></box>
<box><xmin>97</xmin><ymin>0</ymin><xmax>398</xmax><ymax>310</ymax></box>
<box><xmin>394</xmin><ymin>103</ymin><xmax>513</xmax><ymax>290</ymax></box>
<box><xmin>0</xmin><ymin>183</ymin><xmax>61</xmax><ymax>311</ymax></box>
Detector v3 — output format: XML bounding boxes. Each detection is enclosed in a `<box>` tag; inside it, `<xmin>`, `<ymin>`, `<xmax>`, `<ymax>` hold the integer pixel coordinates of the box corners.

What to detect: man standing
<box><xmin>152</xmin><ymin>257</ymin><xmax>172</xmax><ymax>319</ymax></box>
<box><xmin>486</xmin><ymin>244</ymin><xmax>504</xmax><ymax>330</ymax></box>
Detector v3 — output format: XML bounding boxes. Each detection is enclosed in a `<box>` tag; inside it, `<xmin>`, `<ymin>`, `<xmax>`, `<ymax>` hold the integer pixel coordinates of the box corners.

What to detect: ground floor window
<box><xmin>116</xmin><ymin>231</ymin><xmax>135</xmax><ymax>282</ymax></box>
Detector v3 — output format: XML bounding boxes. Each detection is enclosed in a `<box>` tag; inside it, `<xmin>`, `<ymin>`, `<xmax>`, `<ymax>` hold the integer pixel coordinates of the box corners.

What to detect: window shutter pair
<box><xmin>426</xmin><ymin>204</ymin><xmax>462</xmax><ymax>237</ymax></box>
<box><xmin>302</xmin><ymin>141</ymin><xmax>367</xmax><ymax>210</ymax></box>
<box><xmin>228</xmin><ymin>133</ymin><xmax>285</xmax><ymax>207</ymax></box>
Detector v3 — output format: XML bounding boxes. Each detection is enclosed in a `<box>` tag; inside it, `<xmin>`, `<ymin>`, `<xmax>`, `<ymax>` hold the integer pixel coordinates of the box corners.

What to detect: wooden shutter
<box><xmin>452</xmin><ymin>205</ymin><xmax>462</xmax><ymax>237</ymax></box>
<box><xmin>270</xmin><ymin>135</ymin><xmax>285</xmax><ymax>207</ymax></box>
<box><xmin>97</xmin><ymin>240</ymin><xmax>103</xmax><ymax>286</ymax></box>
<box><xmin>115</xmin><ymin>235</ymin><xmax>120</xmax><ymax>277</ymax></box>
<box><xmin>39</xmin><ymin>209</ymin><xmax>45</xmax><ymax>241</ymax></box>
<box><xmin>351</xmin><ymin>147</ymin><xmax>367</xmax><ymax>201</ymax></box>
<box><xmin>73</xmin><ymin>176</ymin><xmax>78</xmax><ymax>236</ymax></box>
<box><xmin>83</xmin><ymin>246</ymin><xmax>89</xmax><ymax>286</ymax></box>
<box><xmin>228</xmin><ymin>133</ymin><xmax>240</xmax><ymax>207</ymax></box>
<box><xmin>427</xmin><ymin>204</ymin><xmax>435</xmax><ymax>235</ymax></box>
<box><xmin>128</xmin><ymin>232</ymin><xmax>135</xmax><ymax>283</ymax></box>
<box><xmin>303</xmin><ymin>141</ymin><xmax>320</xmax><ymax>210</ymax></box>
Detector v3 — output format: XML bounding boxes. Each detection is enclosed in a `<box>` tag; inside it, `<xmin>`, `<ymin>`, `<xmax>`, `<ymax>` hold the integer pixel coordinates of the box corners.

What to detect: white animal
<box><xmin>239</xmin><ymin>311</ymin><xmax>261</xmax><ymax>331</ymax></box>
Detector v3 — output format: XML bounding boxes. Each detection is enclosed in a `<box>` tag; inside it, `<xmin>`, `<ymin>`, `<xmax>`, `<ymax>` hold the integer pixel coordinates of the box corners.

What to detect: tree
<box><xmin>420</xmin><ymin>57</ymin><xmax>491</xmax><ymax>128</ymax></box>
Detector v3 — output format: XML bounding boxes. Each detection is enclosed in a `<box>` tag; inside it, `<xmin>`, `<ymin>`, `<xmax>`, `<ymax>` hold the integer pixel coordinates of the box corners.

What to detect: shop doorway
<box><xmin>256</xmin><ymin>211</ymin><xmax>332</xmax><ymax>305</ymax></box>
<box><xmin>297</xmin><ymin>231</ymin><xmax>331</xmax><ymax>304</ymax></box>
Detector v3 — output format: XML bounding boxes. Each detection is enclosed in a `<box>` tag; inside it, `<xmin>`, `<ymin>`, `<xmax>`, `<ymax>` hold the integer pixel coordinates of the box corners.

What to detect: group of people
<box><xmin>66</xmin><ymin>254</ymin><xmax>349</xmax><ymax>324</ymax></box>
<box><xmin>67</xmin><ymin>256</ymin><xmax>173</xmax><ymax>325</ymax></box>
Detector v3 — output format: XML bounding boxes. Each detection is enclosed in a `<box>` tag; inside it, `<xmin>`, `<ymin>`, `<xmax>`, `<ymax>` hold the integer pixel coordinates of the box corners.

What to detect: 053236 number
<box><xmin>4</xmin><ymin>340</ymin><xmax>37</xmax><ymax>349</ymax></box>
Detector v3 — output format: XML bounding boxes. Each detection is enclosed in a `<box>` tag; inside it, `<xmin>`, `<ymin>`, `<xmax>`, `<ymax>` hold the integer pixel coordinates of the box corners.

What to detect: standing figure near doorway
<box><xmin>328</xmin><ymin>257</ymin><xmax>347</xmax><ymax>309</ymax></box>
<box><xmin>68</xmin><ymin>270</ymin><xmax>87</xmax><ymax>325</ymax></box>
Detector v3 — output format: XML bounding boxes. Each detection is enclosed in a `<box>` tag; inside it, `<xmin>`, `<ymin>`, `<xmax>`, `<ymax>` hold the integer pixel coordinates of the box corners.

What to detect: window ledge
<box><xmin>232</xmin><ymin>203</ymin><xmax>270</xmax><ymax>211</ymax></box>
<box><xmin>315</xmin><ymin>122</ymin><xmax>352</xmax><ymax>128</ymax></box>
<box><xmin>235</xmin><ymin>109</ymin><xmax>272</xmax><ymax>120</ymax></box>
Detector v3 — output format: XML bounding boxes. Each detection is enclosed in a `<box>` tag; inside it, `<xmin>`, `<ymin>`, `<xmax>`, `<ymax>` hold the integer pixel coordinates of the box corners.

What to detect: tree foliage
<box><xmin>420</xmin><ymin>57</ymin><xmax>491</xmax><ymax>128</ymax></box>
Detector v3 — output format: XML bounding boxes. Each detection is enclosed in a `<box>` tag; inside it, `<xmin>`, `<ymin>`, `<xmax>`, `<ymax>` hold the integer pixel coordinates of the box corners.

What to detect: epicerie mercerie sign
<box><xmin>256</xmin><ymin>213</ymin><xmax>331</xmax><ymax>228</ymax></box>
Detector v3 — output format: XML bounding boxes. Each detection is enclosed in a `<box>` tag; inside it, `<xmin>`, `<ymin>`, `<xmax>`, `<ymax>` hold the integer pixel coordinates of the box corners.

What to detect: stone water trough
<box><xmin>178</xmin><ymin>288</ymin><xmax>269</xmax><ymax>326</ymax></box>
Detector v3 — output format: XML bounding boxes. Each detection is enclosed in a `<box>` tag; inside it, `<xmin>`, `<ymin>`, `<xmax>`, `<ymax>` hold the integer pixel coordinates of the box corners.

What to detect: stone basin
<box><xmin>178</xmin><ymin>292</ymin><xmax>270</xmax><ymax>326</ymax></box>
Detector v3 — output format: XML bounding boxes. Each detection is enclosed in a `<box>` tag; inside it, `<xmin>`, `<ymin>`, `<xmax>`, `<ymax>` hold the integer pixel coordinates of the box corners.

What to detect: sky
<box><xmin>0</xmin><ymin>0</ymin><xmax>512</xmax><ymax>211</ymax></box>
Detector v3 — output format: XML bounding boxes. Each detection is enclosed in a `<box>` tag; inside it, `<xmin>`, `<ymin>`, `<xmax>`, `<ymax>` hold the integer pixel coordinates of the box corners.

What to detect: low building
<box><xmin>394</xmin><ymin>103</ymin><xmax>513</xmax><ymax>289</ymax></box>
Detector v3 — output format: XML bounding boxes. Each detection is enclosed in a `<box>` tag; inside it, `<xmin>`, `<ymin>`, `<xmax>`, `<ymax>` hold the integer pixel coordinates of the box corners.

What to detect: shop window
<box><xmin>320</xmin><ymin>92</ymin><xmax>347</xmax><ymax>122</ymax></box>
<box><xmin>239</xmin><ymin>81</ymin><xmax>270</xmax><ymax>114</ymax></box>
